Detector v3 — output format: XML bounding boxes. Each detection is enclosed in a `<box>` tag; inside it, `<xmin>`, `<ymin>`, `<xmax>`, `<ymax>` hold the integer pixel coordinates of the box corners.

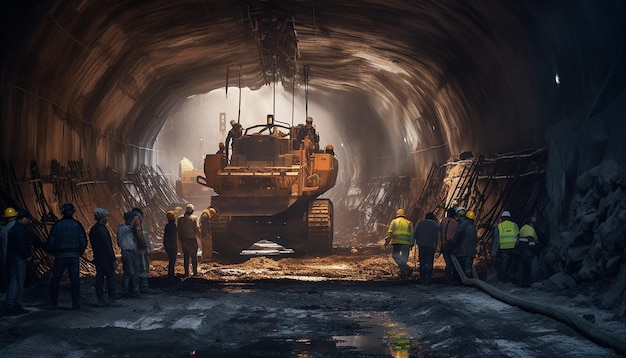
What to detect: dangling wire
<box><xmin>273</xmin><ymin>59</ymin><xmax>276</xmax><ymax>118</ymax></box>
<box><xmin>238</xmin><ymin>65</ymin><xmax>242</xmax><ymax>123</ymax></box>
<box><xmin>304</xmin><ymin>65</ymin><xmax>310</xmax><ymax>118</ymax></box>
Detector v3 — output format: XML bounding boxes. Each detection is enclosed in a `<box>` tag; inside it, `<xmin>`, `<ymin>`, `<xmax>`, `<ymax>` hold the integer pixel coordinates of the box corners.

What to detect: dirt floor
<box><xmin>1</xmin><ymin>246</ymin><xmax>625</xmax><ymax>357</ymax></box>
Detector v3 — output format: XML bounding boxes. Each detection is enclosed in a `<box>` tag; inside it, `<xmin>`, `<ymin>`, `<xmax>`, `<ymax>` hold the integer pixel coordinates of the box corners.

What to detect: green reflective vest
<box><xmin>497</xmin><ymin>220</ymin><xmax>519</xmax><ymax>249</ymax></box>
<box><xmin>387</xmin><ymin>217</ymin><xmax>413</xmax><ymax>245</ymax></box>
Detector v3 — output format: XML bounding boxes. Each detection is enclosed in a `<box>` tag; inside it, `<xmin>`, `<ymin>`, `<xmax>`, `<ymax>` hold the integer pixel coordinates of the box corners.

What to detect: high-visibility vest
<box><xmin>497</xmin><ymin>220</ymin><xmax>519</xmax><ymax>249</ymax></box>
<box><xmin>387</xmin><ymin>217</ymin><xmax>413</xmax><ymax>245</ymax></box>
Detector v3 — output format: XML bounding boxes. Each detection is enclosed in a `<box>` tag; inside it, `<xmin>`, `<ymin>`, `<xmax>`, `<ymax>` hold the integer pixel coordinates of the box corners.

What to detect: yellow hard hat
<box><xmin>465</xmin><ymin>210</ymin><xmax>476</xmax><ymax>220</ymax></box>
<box><xmin>208</xmin><ymin>208</ymin><xmax>217</xmax><ymax>217</ymax></box>
<box><xmin>396</xmin><ymin>209</ymin><xmax>405</xmax><ymax>217</ymax></box>
<box><xmin>4</xmin><ymin>207</ymin><xmax>17</xmax><ymax>218</ymax></box>
<box><xmin>166</xmin><ymin>210</ymin><xmax>176</xmax><ymax>220</ymax></box>
<box><xmin>219</xmin><ymin>141</ymin><xmax>225</xmax><ymax>147</ymax></box>
<box><xmin>326</xmin><ymin>144</ymin><xmax>334</xmax><ymax>151</ymax></box>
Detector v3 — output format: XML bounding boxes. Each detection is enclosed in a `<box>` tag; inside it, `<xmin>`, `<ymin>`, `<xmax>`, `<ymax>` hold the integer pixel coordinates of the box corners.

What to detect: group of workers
<box><xmin>0</xmin><ymin>201</ymin><xmax>214</xmax><ymax>316</ymax></box>
<box><xmin>385</xmin><ymin>207</ymin><xmax>539</xmax><ymax>286</ymax></box>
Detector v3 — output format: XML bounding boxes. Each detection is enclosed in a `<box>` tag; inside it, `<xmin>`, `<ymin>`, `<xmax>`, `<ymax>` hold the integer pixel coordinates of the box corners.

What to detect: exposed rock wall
<box><xmin>542</xmin><ymin>91</ymin><xmax>626</xmax><ymax>311</ymax></box>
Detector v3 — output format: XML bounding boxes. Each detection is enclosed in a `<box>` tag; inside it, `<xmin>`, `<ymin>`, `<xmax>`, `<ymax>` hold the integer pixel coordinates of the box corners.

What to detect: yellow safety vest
<box><xmin>519</xmin><ymin>224</ymin><xmax>538</xmax><ymax>241</ymax></box>
<box><xmin>387</xmin><ymin>217</ymin><xmax>413</xmax><ymax>245</ymax></box>
<box><xmin>497</xmin><ymin>220</ymin><xmax>519</xmax><ymax>249</ymax></box>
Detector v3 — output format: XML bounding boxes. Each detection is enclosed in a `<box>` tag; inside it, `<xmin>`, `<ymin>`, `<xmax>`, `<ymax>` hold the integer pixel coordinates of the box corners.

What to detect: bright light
<box><xmin>555</xmin><ymin>73</ymin><xmax>560</xmax><ymax>85</ymax></box>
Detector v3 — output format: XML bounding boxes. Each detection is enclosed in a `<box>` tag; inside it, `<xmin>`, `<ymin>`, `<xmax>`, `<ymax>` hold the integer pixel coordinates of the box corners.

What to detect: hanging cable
<box><xmin>304</xmin><ymin>65</ymin><xmax>310</xmax><ymax>118</ymax></box>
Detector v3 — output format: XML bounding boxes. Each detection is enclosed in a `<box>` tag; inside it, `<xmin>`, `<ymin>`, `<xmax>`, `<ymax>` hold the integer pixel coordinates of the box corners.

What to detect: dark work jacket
<box><xmin>7</xmin><ymin>221</ymin><xmax>32</xmax><ymax>263</ymax></box>
<box><xmin>413</xmin><ymin>218</ymin><xmax>439</xmax><ymax>248</ymax></box>
<box><xmin>48</xmin><ymin>216</ymin><xmax>87</xmax><ymax>258</ymax></box>
<box><xmin>163</xmin><ymin>221</ymin><xmax>177</xmax><ymax>252</ymax></box>
<box><xmin>451</xmin><ymin>217</ymin><xmax>478</xmax><ymax>258</ymax></box>
<box><xmin>89</xmin><ymin>222</ymin><xmax>115</xmax><ymax>268</ymax></box>
<box><xmin>177</xmin><ymin>214</ymin><xmax>198</xmax><ymax>240</ymax></box>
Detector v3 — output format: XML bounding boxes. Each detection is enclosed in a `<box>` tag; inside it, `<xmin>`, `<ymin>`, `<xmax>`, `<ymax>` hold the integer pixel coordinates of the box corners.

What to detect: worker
<box><xmin>163</xmin><ymin>211</ymin><xmax>178</xmax><ymax>279</ymax></box>
<box><xmin>516</xmin><ymin>215</ymin><xmax>539</xmax><ymax>287</ymax></box>
<box><xmin>177</xmin><ymin>203</ymin><xmax>199</xmax><ymax>277</ymax></box>
<box><xmin>439</xmin><ymin>208</ymin><xmax>459</xmax><ymax>284</ymax></box>
<box><xmin>296</xmin><ymin>116</ymin><xmax>320</xmax><ymax>152</ymax></box>
<box><xmin>4</xmin><ymin>210</ymin><xmax>33</xmax><ymax>316</ymax></box>
<box><xmin>324</xmin><ymin>144</ymin><xmax>335</xmax><ymax>156</ymax></box>
<box><xmin>216</xmin><ymin>142</ymin><xmax>226</xmax><ymax>154</ymax></box>
<box><xmin>225</xmin><ymin>120</ymin><xmax>243</xmax><ymax>157</ymax></box>
<box><xmin>199</xmin><ymin>207</ymin><xmax>216</xmax><ymax>263</ymax></box>
<box><xmin>413</xmin><ymin>212</ymin><xmax>439</xmax><ymax>285</ymax></box>
<box><xmin>491</xmin><ymin>210</ymin><xmax>520</xmax><ymax>283</ymax></box>
<box><xmin>1</xmin><ymin>207</ymin><xmax>18</xmax><ymax>296</ymax></box>
<box><xmin>384</xmin><ymin>209</ymin><xmax>414</xmax><ymax>280</ymax></box>
<box><xmin>131</xmin><ymin>207</ymin><xmax>153</xmax><ymax>294</ymax></box>
<box><xmin>88</xmin><ymin>208</ymin><xmax>116</xmax><ymax>306</ymax></box>
<box><xmin>48</xmin><ymin>203</ymin><xmax>87</xmax><ymax>310</ymax></box>
<box><xmin>451</xmin><ymin>210</ymin><xmax>478</xmax><ymax>280</ymax></box>
<box><xmin>117</xmin><ymin>211</ymin><xmax>140</xmax><ymax>298</ymax></box>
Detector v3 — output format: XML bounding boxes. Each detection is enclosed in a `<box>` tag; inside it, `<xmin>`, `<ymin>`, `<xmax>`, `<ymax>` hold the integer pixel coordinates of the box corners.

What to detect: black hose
<box><xmin>450</xmin><ymin>255</ymin><xmax>626</xmax><ymax>356</ymax></box>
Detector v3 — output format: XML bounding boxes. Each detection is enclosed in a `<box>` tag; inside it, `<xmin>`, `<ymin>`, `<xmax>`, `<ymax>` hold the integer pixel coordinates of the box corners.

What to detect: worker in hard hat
<box><xmin>491</xmin><ymin>210</ymin><xmax>519</xmax><ymax>283</ymax></box>
<box><xmin>163</xmin><ymin>211</ymin><xmax>178</xmax><ymax>279</ymax></box>
<box><xmin>1</xmin><ymin>207</ymin><xmax>19</xmax><ymax>295</ymax></box>
<box><xmin>516</xmin><ymin>215</ymin><xmax>539</xmax><ymax>288</ymax></box>
<box><xmin>451</xmin><ymin>210</ymin><xmax>478</xmax><ymax>281</ymax></box>
<box><xmin>439</xmin><ymin>208</ymin><xmax>459</xmax><ymax>284</ymax></box>
<box><xmin>296</xmin><ymin>116</ymin><xmax>320</xmax><ymax>152</ymax></box>
<box><xmin>199</xmin><ymin>206</ymin><xmax>217</xmax><ymax>263</ymax></box>
<box><xmin>384</xmin><ymin>209</ymin><xmax>414</xmax><ymax>280</ymax></box>
<box><xmin>216</xmin><ymin>142</ymin><xmax>226</xmax><ymax>154</ymax></box>
<box><xmin>225</xmin><ymin>120</ymin><xmax>243</xmax><ymax>159</ymax></box>
<box><xmin>177</xmin><ymin>203</ymin><xmax>199</xmax><ymax>277</ymax></box>
<box><xmin>89</xmin><ymin>208</ymin><xmax>116</xmax><ymax>306</ymax></box>
<box><xmin>5</xmin><ymin>210</ymin><xmax>33</xmax><ymax>315</ymax></box>
<box><xmin>324</xmin><ymin>144</ymin><xmax>335</xmax><ymax>156</ymax></box>
<box><xmin>413</xmin><ymin>212</ymin><xmax>439</xmax><ymax>285</ymax></box>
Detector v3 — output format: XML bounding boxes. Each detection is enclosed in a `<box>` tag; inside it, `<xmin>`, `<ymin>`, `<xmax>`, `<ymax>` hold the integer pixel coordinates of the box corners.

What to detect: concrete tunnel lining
<box><xmin>3</xmin><ymin>0</ymin><xmax>623</xmax><ymax>180</ymax></box>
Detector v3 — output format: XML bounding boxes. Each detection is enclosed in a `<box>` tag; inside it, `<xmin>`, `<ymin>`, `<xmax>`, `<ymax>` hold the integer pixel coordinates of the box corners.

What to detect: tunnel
<box><xmin>1</xmin><ymin>1</ymin><xmax>626</xmax><ymax>313</ymax></box>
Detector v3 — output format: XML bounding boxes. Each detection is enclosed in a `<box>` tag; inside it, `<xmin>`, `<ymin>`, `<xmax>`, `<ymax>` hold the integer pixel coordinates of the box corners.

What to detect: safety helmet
<box><xmin>186</xmin><ymin>203</ymin><xmax>195</xmax><ymax>212</ymax></box>
<box><xmin>230</xmin><ymin>120</ymin><xmax>237</xmax><ymax>126</ymax></box>
<box><xmin>3</xmin><ymin>207</ymin><xmax>17</xmax><ymax>218</ymax></box>
<box><xmin>501</xmin><ymin>211</ymin><xmax>511</xmax><ymax>218</ymax></box>
<box><xmin>61</xmin><ymin>203</ymin><xmax>75</xmax><ymax>216</ymax></box>
<box><xmin>326</xmin><ymin>144</ymin><xmax>334</xmax><ymax>151</ymax></box>
<box><xmin>396</xmin><ymin>209</ymin><xmax>405</xmax><ymax>217</ymax></box>
<box><xmin>306</xmin><ymin>116</ymin><xmax>313</xmax><ymax>123</ymax></box>
<box><xmin>93</xmin><ymin>208</ymin><xmax>109</xmax><ymax>220</ymax></box>
<box><xmin>219</xmin><ymin>141</ymin><xmax>225</xmax><ymax>148</ymax></box>
<box><xmin>208</xmin><ymin>207</ymin><xmax>217</xmax><ymax>217</ymax></box>
<box><xmin>465</xmin><ymin>210</ymin><xmax>476</xmax><ymax>220</ymax></box>
<box><xmin>166</xmin><ymin>210</ymin><xmax>176</xmax><ymax>220</ymax></box>
<box><xmin>455</xmin><ymin>206</ymin><xmax>466</xmax><ymax>216</ymax></box>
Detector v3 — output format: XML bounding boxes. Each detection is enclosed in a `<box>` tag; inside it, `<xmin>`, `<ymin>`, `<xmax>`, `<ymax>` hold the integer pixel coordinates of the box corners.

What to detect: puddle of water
<box><xmin>333</xmin><ymin>314</ymin><xmax>416</xmax><ymax>357</ymax></box>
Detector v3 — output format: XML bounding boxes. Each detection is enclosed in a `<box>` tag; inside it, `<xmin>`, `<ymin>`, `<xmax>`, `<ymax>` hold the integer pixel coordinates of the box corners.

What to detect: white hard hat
<box><xmin>501</xmin><ymin>211</ymin><xmax>511</xmax><ymax>218</ymax></box>
<box><xmin>306</xmin><ymin>116</ymin><xmax>313</xmax><ymax>123</ymax></box>
<box><xmin>230</xmin><ymin>120</ymin><xmax>237</xmax><ymax>126</ymax></box>
<box><xmin>186</xmin><ymin>203</ymin><xmax>195</xmax><ymax>212</ymax></box>
<box><xmin>455</xmin><ymin>206</ymin><xmax>465</xmax><ymax>213</ymax></box>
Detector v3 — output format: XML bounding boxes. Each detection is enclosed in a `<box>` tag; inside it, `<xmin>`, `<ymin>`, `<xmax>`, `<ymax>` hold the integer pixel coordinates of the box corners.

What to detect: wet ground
<box><xmin>1</xmin><ymin>247</ymin><xmax>625</xmax><ymax>357</ymax></box>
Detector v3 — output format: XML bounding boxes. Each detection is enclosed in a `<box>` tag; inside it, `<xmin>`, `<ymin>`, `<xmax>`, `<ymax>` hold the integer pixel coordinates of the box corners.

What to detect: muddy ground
<box><xmin>1</xmin><ymin>246</ymin><xmax>625</xmax><ymax>357</ymax></box>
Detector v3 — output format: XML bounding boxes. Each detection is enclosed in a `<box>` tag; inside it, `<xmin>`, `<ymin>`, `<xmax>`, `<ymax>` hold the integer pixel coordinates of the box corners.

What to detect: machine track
<box><xmin>306</xmin><ymin>198</ymin><xmax>334</xmax><ymax>255</ymax></box>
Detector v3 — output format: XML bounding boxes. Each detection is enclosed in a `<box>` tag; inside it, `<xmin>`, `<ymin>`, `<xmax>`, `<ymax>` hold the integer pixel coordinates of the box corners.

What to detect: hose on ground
<box><xmin>450</xmin><ymin>255</ymin><xmax>626</xmax><ymax>356</ymax></box>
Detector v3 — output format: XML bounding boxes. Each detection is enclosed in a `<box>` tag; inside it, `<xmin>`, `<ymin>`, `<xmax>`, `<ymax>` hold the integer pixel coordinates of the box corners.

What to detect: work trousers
<box><xmin>180</xmin><ymin>237</ymin><xmax>198</xmax><ymax>276</ymax></box>
<box><xmin>442</xmin><ymin>251</ymin><xmax>458</xmax><ymax>284</ymax></box>
<box><xmin>95</xmin><ymin>261</ymin><xmax>116</xmax><ymax>303</ymax></box>
<box><xmin>496</xmin><ymin>249</ymin><xmax>515</xmax><ymax>282</ymax></box>
<box><xmin>391</xmin><ymin>244</ymin><xmax>412</xmax><ymax>279</ymax></box>
<box><xmin>418</xmin><ymin>246</ymin><xmax>435</xmax><ymax>285</ymax></box>
<box><xmin>456</xmin><ymin>255</ymin><xmax>474</xmax><ymax>279</ymax></box>
<box><xmin>165</xmin><ymin>246</ymin><xmax>177</xmax><ymax>278</ymax></box>
<box><xmin>515</xmin><ymin>242</ymin><xmax>535</xmax><ymax>287</ymax></box>
<box><xmin>120</xmin><ymin>250</ymin><xmax>140</xmax><ymax>296</ymax></box>
<box><xmin>200</xmin><ymin>234</ymin><xmax>212</xmax><ymax>263</ymax></box>
<box><xmin>50</xmin><ymin>256</ymin><xmax>81</xmax><ymax>308</ymax></box>
<box><xmin>137</xmin><ymin>248</ymin><xmax>150</xmax><ymax>290</ymax></box>
<box><xmin>5</xmin><ymin>258</ymin><xmax>26</xmax><ymax>308</ymax></box>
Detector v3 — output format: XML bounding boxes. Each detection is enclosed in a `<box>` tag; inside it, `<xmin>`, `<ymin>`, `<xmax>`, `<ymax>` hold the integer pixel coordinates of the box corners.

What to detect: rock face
<box><xmin>541</xmin><ymin>90</ymin><xmax>626</xmax><ymax>312</ymax></box>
